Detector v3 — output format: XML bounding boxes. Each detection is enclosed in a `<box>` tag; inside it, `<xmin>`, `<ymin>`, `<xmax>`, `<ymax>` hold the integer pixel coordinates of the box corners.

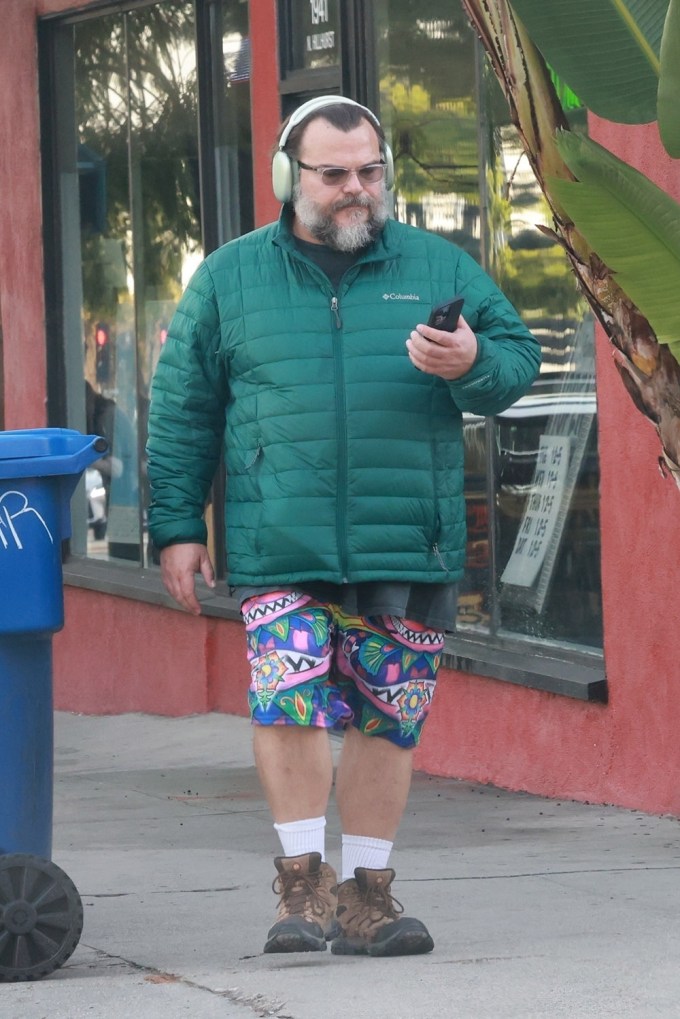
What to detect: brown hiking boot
<box><xmin>331</xmin><ymin>867</ymin><xmax>434</xmax><ymax>956</ymax></box>
<box><xmin>263</xmin><ymin>852</ymin><xmax>338</xmax><ymax>953</ymax></box>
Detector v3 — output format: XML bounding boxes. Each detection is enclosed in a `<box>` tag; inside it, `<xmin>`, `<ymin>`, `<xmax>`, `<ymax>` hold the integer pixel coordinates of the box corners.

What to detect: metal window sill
<box><xmin>62</xmin><ymin>556</ymin><xmax>243</xmax><ymax>621</ymax></box>
<box><xmin>443</xmin><ymin>631</ymin><xmax>606</xmax><ymax>702</ymax></box>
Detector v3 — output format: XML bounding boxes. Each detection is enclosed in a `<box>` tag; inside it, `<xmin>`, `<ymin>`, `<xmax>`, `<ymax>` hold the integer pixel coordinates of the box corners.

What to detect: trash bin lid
<box><xmin>0</xmin><ymin>428</ymin><xmax>108</xmax><ymax>479</ymax></box>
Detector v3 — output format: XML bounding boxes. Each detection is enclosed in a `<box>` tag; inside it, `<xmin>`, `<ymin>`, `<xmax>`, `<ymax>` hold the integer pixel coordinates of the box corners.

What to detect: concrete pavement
<box><xmin>4</xmin><ymin>710</ymin><xmax>680</xmax><ymax>1018</ymax></box>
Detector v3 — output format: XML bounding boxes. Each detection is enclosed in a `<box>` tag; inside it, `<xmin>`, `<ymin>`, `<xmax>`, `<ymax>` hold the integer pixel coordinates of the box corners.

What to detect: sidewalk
<box><xmin>5</xmin><ymin>711</ymin><xmax>680</xmax><ymax>1019</ymax></box>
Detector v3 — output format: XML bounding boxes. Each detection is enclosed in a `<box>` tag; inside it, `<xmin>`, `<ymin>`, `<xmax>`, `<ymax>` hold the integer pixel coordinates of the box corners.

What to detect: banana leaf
<box><xmin>509</xmin><ymin>0</ymin><xmax>667</xmax><ymax>123</ymax></box>
<box><xmin>550</xmin><ymin>130</ymin><xmax>680</xmax><ymax>355</ymax></box>
<box><xmin>658</xmin><ymin>0</ymin><xmax>680</xmax><ymax>155</ymax></box>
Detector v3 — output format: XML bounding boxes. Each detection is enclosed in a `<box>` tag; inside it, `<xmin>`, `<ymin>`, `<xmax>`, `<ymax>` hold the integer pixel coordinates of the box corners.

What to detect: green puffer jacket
<box><xmin>147</xmin><ymin>211</ymin><xmax>540</xmax><ymax>586</ymax></box>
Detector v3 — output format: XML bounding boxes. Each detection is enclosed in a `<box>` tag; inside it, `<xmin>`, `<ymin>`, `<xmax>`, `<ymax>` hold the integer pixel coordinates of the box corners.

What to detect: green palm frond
<box><xmin>509</xmin><ymin>0</ymin><xmax>666</xmax><ymax>123</ymax></box>
<box><xmin>658</xmin><ymin>0</ymin><xmax>680</xmax><ymax>155</ymax></box>
<box><xmin>551</xmin><ymin>130</ymin><xmax>680</xmax><ymax>354</ymax></box>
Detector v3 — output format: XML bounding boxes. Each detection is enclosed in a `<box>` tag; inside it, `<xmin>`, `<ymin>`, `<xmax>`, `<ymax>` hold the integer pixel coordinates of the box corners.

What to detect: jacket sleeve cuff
<box><xmin>149</xmin><ymin>519</ymin><xmax>208</xmax><ymax>550</ymax></box>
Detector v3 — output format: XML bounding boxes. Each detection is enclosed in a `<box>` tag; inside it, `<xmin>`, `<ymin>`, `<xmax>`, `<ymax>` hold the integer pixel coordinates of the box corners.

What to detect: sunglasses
<box><xmin>297</xmin><ymin>161</ymin><xmax>386</xmax><ymax>187</ymax></box>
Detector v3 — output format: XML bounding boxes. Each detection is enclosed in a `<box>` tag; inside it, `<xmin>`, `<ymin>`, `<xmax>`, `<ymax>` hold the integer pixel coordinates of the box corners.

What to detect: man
<box><xmin>147</xmin><ymin>96</ymin><xmax>541</xmax><ymax>957</ymax></box>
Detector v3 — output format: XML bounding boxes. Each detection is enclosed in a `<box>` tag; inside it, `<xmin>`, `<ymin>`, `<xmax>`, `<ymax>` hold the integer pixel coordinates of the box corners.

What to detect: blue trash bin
<box><xmin>0</xmin><ymin>427</ymin><xmax>107</xmax><ymax>981</ymax></box>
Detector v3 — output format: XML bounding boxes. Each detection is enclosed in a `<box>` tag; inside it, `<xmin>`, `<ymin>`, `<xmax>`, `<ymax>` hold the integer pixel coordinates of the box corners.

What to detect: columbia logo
<box><xmin>382</xmin><ymin>292</ymin><xmax>422</xmax><ymax>301</ymax></box>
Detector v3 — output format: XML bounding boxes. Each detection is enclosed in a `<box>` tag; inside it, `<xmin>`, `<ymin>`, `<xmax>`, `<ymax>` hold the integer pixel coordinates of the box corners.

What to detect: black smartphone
<box><xmin>427</xmin><ymin>296</ymin><xmax>464</xmax><ymax>332</ymax></box>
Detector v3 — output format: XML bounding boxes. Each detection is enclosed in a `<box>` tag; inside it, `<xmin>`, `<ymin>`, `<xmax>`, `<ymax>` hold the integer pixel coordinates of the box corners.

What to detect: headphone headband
<box><xmin>277</xmin><ymin>96</ymin><xmax>381</xmax><ymax>152</ymax></box>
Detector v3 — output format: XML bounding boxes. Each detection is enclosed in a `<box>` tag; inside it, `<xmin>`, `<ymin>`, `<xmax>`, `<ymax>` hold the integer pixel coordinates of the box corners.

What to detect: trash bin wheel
<box><xmin>0</xmin><ymin>854</ymin><xmax>83</xmax><ymax>982</ymax></box>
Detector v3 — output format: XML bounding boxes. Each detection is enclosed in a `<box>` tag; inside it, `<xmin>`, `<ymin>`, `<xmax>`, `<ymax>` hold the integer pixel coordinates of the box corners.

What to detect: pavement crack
<box><xmin>435</xmin><ymin>953</ymin><xmax>549</xmax><ymax>966</ymax></box>
<box><xmin>159</xmin><ymin>885</ymin><xmax>241</xmax><ymax>894</ymax></box>
<box><xmin>79</xmin><ymin>943</ymin><xmax>293</xmax><ymax>1017</ymax></box>
<box><xmin>82</xmin><ymin>885</ymin><xmax>240</xmax><ymax>898</ymax></box>
<box><xmin>405</xmin><ymin>863</ymin><xmax>680</xmax><ymax>881</ymax></box>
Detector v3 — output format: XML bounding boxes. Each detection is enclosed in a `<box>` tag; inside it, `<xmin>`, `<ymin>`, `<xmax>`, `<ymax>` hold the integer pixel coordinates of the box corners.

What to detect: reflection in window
<box><xmin>50</xmin><ymin>1</ymin><xmax>252</xmax><ymax>566</ymax></box>
<box><xmin>375</xmin><ymin>5</ymin><xmax>482</xmax><ymax>260</ymax></box>
<box><xmin>72</xmin><ymin>4</ymin><xmax>200</xmax><ymax>564</ymax></box>
<box><xmin>374</xmin><ymin>1</ymin><xmax>602</xmax><ymax>650</ymax></box>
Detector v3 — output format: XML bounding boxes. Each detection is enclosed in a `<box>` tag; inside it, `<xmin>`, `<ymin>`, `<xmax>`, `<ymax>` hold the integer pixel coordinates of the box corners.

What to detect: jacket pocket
<box><xmin>242</xmin><ymin>444</ymin><xmax>262</xmax><ymax>470</ymax></box>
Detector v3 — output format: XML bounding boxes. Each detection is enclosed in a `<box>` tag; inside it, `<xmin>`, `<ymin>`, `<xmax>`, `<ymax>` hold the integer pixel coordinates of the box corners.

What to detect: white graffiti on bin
<box><xmin>0</xmin><ymin>490</ymin><xmax>54</xmax><ymax>549</ymax></box>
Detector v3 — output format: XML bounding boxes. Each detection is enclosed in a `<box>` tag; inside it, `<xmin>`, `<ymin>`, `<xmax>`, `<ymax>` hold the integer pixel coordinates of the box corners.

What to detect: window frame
<box><xmin>38</xmin><ymin>0</ymin><xmax>244</xmax><ymax>575</ymax></box>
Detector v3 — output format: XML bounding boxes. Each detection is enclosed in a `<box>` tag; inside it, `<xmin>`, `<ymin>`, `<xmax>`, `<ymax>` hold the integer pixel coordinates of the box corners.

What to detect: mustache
<box><xmin>331</xmin><ymin>194</ymin><xmax>374</xmax><ymax>212</ymax></box>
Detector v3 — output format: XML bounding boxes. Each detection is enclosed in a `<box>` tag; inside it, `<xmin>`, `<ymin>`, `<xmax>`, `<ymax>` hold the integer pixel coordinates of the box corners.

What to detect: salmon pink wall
<box><xmin>54</xmin><ymin>588</ymin><xmax>251</xmax><ymax>719</ymax></box>
<box><xmin>249</xmin><ymin>0</ymin><xmax>282</xmax><ymax>226</ymax></box>
<box><xmin>0</xmin><ymin>4</ymin><xmax>47</xmax><ymax>427</ymax></box>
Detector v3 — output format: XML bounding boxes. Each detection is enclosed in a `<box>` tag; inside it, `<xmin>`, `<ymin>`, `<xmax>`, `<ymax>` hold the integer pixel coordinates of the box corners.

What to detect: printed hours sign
<box><xmin>501</xmin><ymin>435</ymin><xmax>571</xmax><ymax>589</ymax></box>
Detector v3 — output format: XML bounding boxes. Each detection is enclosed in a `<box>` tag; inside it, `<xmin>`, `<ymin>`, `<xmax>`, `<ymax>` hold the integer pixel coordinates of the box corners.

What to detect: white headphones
<box><xmin>271</xmin><ymin>95</ymin><xmax>395</xmax><ymax>203</ymax></box>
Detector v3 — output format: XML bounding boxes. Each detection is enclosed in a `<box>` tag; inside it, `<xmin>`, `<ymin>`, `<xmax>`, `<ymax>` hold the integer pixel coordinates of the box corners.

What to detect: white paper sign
<box><xmin>500</xmin><ymin>435</ymin><xmax>570</xmax><ymax>588</ymax></box>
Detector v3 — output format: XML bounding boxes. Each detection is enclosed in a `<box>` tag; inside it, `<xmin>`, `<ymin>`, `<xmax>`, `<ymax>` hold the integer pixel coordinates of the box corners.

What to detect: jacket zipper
<box><xmin>244</xmin><ymin>445</ymin><xmax>261</xmax><ymax>470</ymax></box>
<box><xmin>432</xmin><ymin>542</ymin><xmax>448</xmax><ymax>572</ymax></box>
<box><xmin>331</xmin><ymin>294</ymin><xmax>349</xmax><ymax>581</ymax></box>
<box><xmin>331</xmin><ymin>296</ymin><xmax>342</xmax><ymax>328</ymax></box>
<box><xmin>459</xmin><ymin>371</ymin><xmax>492</xmax><ymax>390</ymax></box>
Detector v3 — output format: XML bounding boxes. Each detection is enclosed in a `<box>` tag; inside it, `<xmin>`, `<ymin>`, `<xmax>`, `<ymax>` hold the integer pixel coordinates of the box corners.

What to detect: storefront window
<box><xmin>374</xmin><ymin>1</ymin><xmax>602</xmax><ymax>651</ymax></box>
<box><xmin>45</xmin><ymin>0</ymin><xmax>252</xmax><ymax>566</ymax></box>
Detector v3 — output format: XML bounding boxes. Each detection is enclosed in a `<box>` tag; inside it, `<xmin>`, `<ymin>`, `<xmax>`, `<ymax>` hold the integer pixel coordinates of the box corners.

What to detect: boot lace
<box><xmin>272</xmin><ymin>871</ymin><xmax>330</xmax><ymax>922</ymax></box>
<box><xmin>359</xmin><ymin>881</ymin><xmax>404</xmax><ymax>926</ymax></box>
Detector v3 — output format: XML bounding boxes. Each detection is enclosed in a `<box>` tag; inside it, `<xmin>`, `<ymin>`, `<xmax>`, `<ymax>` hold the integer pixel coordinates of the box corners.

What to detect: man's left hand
<box><xmin>406</xmin><ymin>316</ymin><xmax>478</xmax><ymax>380</ymax></box>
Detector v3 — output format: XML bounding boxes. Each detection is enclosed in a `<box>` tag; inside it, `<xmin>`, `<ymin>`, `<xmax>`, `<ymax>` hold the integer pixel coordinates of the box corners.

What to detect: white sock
<box><xmin>341</xmin><ymin>834</ymin><xmax>393</xmax><ymax>881</ymax></box>
<box><xmin>273</xmin><ymin>816</ymin><xmax>326</xmax><ymax>861</ymax></box>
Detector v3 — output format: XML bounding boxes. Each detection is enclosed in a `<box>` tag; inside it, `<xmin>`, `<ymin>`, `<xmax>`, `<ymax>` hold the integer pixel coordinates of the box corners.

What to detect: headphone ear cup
<box><xmin>384</xmin><ymin>144</ymin><xmax>395</xmax><ymax>191</ymax></box>
<box><xmin>272</xmin><ymin>150</ymin><xmax>295</xmax><ymax>203</ymax></box>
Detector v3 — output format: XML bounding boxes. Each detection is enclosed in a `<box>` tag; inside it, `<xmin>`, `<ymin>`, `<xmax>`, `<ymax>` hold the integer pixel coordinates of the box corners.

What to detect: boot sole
<box><xmin>264</xmin><ymin>919</ymin><xmax>327</xmax><ymax>954</ymax></box>
<box><xmin>331</xmin><ymin>920</ymin><xmax>434</xmax><ymax>957</ymax></box>
<box><xmin>331</xmin><ymin>931</ymin><xmax>434</xmax><ymax>956</ymax></box>
<box><xmin>264</xmin><ymin>933</ymin><xmax>327</xmax><ymax>953</ymax></box>
<box><xmin>368</xmin><ymin>929</ymin><xmax>434</xmax><ymax>957</ymax></box>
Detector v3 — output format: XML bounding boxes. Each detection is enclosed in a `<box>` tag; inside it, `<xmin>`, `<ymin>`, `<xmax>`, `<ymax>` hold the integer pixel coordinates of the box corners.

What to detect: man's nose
<box><xmin>341</xmin><ymin>169</ymin><xmax>365</xmax><ymax>192</ymax></box>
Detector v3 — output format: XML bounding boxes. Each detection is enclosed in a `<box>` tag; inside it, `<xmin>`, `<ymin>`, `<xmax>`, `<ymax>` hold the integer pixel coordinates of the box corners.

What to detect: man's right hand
<box><xmin>160</xmin><ymin>543</ymin><xmax>216</xmax><ymax>615</ymax></box>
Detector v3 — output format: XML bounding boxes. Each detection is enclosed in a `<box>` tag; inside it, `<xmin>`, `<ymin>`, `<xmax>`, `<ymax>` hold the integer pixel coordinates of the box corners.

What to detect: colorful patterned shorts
<box><xmin>241</xmin><ymin>590</ymin><xmax>444</xmax><ymax>749</ymax></box>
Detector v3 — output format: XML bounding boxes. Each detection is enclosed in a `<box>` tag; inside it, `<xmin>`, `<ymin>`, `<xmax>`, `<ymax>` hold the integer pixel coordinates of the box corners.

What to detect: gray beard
<box><xmin>292</xmin><ymin>185</ymin><xmax>389</xmax><ymax>252</ymax></box>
